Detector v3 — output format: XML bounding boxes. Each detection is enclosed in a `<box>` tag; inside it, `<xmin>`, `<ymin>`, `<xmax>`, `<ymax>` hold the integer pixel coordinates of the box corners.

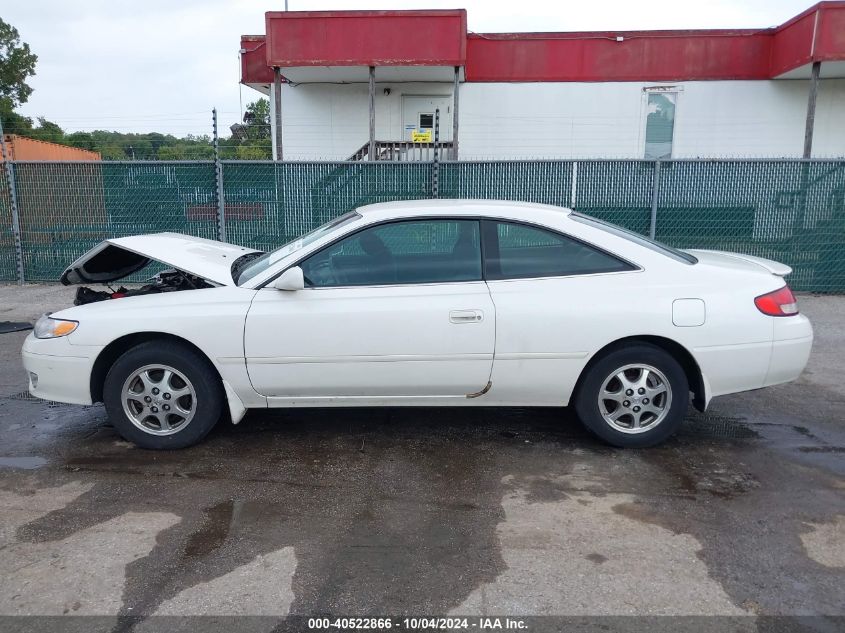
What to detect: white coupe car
<box><xmin>22</xmin><ymin>200</ymin><xmax>812</xmax><ymax>449</ymax></box>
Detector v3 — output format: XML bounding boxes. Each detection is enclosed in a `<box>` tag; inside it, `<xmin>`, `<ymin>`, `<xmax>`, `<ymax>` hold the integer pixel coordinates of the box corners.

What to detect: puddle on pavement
<box><xmin>679</xmin><ymin>413</ymin><xmax>758</xmax><ymax>439</ymax></box>
<box><xmin>184</xmin><ymin>499</ymin><xmax>235</xmax><ymax>558</ymax></box>
<box><xmin>0</xmin><ymin>456</ymin><xmax>47</xmax><ymax>469</ymax></box>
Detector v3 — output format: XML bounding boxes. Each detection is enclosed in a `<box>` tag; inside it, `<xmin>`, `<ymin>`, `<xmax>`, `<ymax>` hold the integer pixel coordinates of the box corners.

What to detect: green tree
<box><xmin>28</xmin><ymin>116</ymin><xmax>63</xmax><ymax>142</ymax></box>
<box><xmin>0</xmin><ymin>109</ymin><xmax>34</xmax><ymax>135</ymax></box>
<box><xmin>243</xmin><ymin>98</ymin><xmax>270</xmax><ymax>140</ymax></box>
<box><xmin>236</xmin><ymin>143</ymin><xmax>270</xmax><ymax>160</ymax></box>
<box><xmin>157</xmin><ymin>141</ymin><xmax>214</xmax><ymax>160</ymax></box>
<box><xmin>226</xmin><ymin>99</ymin><xmax>271</xmax><ymax>159</ymax></box>
<box><xmin>65</xmin><ymin>131</ymin><xmax>96</xmax><ymax>151</ymax></box>
<box><xmin>0</xmin><ymin>17</ymin><xmax>38</xmax><ymax>119</ymax></box>
<box><xmin>157</xmin><ymin>145</ymin><xmax>188</xmax><ymax>160</ymax></box>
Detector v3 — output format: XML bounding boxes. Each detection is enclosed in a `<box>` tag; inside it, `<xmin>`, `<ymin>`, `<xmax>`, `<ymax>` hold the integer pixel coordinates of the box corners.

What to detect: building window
<box><xmin>644</xmin><ymin>92</ymin><xmax>676</xmax><ymax>160</ymax></box>
<box><xmin>418</xmin><ymin>113</ymin><xmax>434</xmax><ymax>129</ymax></box>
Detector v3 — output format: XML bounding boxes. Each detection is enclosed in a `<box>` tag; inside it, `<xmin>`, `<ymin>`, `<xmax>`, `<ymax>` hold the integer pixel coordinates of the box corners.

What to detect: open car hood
<box><xmin>60</xmin><ymin>233</ymin><xmax>260</xmax><ymax>287</ymax></box>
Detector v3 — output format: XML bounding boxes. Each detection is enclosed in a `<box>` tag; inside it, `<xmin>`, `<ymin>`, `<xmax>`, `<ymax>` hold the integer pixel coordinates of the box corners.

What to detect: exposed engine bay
<box><xmin>74</xmin><ymin>269</ymin><xmax>213</xmax><ymax>305</ymax></box>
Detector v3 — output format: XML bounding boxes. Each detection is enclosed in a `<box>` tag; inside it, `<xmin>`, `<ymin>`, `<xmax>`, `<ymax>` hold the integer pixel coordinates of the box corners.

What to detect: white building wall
<box><xmin>459</xmin><ymin>82</ymin><xmax>642</xmax><ymax>159</ymax></box>
<box><xmin>280</xmin><ymin>82</ymin><xmax>455</xmax><ymax>160</ymax></box>
<box><xmin>670</xmin><ymin>81</ymin><xmax>807</xmax><ymax>158</ymax></box>
<box><xmin>813</xmin><ymin>79</ymin><xmax>845</xmax><ymax>158</ymax></box>
<box><xmin>277</xmin><ymin>79</ymin><xmax>845</xmax><ymax>160</ymax></box>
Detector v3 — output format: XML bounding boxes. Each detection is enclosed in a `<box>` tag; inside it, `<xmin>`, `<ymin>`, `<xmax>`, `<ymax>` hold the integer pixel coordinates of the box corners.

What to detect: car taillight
<box><xmin>755</xmin><ymin>285</ymin><xmax>799</xmax><ymax>317</ymax></box>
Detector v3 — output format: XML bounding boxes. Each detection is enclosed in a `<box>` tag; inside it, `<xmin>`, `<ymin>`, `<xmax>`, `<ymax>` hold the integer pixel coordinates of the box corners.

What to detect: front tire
<box><xmin>574</xmin><ymin>344</ymin><xmax>688</xmax><ymax>448</ymax></box>
<box><xmin>103</xmin><ymin>341</ymin><xmax>223</xmax><ymax>449</ymax></box>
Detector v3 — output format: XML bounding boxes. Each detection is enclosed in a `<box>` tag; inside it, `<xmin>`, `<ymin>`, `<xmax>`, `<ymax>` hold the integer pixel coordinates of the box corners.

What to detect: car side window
<box><xmin>483</xmin><ymin>220</ymin><xmax>633</xmax><ymax>280</ymax></box>
<box><xmin>300</xmin><ymin>219</ymin><xmax>482</xmax><ymax>287</ymax></box>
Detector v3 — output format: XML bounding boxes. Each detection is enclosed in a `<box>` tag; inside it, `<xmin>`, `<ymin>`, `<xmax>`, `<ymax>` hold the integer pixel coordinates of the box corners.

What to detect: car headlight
<box><xmin>33</xmin><ymin>315</ymin><xmax>79</xmax><ymax>339</ymax></box>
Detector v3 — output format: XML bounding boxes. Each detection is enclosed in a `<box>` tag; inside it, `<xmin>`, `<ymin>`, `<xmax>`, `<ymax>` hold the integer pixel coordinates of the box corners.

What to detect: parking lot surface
<box><xmin>0</xmin><ymin>286</ymin><xmax>843</xmax><ymax>630</ymax></box>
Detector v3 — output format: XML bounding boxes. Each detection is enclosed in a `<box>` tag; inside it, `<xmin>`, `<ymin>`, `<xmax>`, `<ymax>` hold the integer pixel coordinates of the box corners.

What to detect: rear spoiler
<box><xmin>692</xmin><ymin>250</ymin><xmax>792</xmax><ymax>277</ymax></box>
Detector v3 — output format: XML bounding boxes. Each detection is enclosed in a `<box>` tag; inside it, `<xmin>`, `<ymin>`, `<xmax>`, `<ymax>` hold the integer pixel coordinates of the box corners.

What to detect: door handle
<box><xmin>450</xmin><ymin>310</ymin><xmax>483</xmax><ymax>324</ymax></box>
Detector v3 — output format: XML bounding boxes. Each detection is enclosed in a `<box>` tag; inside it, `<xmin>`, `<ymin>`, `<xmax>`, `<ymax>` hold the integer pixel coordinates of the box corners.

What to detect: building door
<box><xmin>402</xmin><ymin>95</ymin><xmax>453</xmax><ymax>142</ymax></box>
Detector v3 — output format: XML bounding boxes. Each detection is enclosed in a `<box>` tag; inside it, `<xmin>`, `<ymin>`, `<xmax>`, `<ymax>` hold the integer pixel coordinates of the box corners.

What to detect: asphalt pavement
<box><xmin>0</xmin><ymin>285</ymin><xmax>842</xmax><ymax>632</ymax></box>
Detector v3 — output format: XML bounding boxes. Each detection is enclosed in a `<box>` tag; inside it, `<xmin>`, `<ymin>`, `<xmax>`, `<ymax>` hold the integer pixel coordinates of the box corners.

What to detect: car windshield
<box><xmin>570</xmin><ymin>212</ymin><xmax>698</xmax><ymax>265</ymax></box>
<box><xmin>233</xmin><ymin>211</ymin><xmax>362</xmax><ymax>285</ymax></box>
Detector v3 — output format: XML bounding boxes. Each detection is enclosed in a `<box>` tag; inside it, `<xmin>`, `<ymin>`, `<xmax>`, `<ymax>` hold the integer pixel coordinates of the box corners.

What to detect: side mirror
<box><xmin>273</xmin><ymin>266</ymin><xmax>305</xmax><ymax>291</ymax></box>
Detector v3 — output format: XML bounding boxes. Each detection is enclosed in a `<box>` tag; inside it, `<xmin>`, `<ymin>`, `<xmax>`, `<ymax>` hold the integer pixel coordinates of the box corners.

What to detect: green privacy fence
<box><xmin>1</xmin><ymin>159</ymin><xmax>843</xmax><ymax>291</ymax></box>
<box><xmin>0</xmin><ymin>171</ymin><xmax>15</xmax><ymax>282</ymax></box>
<box><xmin>221</xmin><ymin>161</ymin><xmax>433</xmax><ymax>253</ymax></box>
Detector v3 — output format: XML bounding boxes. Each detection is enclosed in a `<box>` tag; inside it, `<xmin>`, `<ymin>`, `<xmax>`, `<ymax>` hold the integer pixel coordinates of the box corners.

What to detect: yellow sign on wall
<box><xmin>411</xmin><ymin>130</ymin><xmax>433</xmax><ymax>143</ymax></box>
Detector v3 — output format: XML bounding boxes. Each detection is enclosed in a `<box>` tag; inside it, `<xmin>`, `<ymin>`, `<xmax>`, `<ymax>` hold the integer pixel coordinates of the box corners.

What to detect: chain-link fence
<box><xmin>0</xmin><ymin>158</ymin><xmax>843</xmax><ymax>291</ymax></box>
<box><xmin>0</xmin><ymin>170</ymin><xmax>16</xmax><ymax>282</ymax></box>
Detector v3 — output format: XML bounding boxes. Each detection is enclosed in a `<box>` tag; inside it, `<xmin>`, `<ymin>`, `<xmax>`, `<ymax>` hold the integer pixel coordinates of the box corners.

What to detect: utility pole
<box><xmin>368</xmin><ymin>66</ymin><xmax>376</xmax><ymax>161</ymax></box>
<box><xmin>452</xmin><ymin>66</ymin><xmax>460</xmax><ymax>160</ymax></box>
<box><xmin>796</xmin><ymin>60</ymin><xmax>822</xmax><ymax>234</ymax></box>
<box><xmin>803</xmin><ymin>61</ymin><xmax>821</xmax><ymax>159</ymax></box>
<box><xmin>273</xmin><ymin>68</ymin><xmax>283</xmax><ymax>161</ymax></box>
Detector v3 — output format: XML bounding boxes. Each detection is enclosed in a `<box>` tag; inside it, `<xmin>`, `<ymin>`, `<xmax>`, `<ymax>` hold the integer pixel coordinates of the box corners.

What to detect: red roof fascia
<box><xmin>239</xmin><ymin>3</ymin><xmax>845</xmax><ymax>84</ymax></box>
<box><xmin>813</xmin><ymin>2</ymin><xmax>845</xmax><ymax>61</ymax></box>
<box><xmin>264</xmin><ymin>10</ymin><xmax>466</xmax><ymax>67</ymax></box>
<box><xmin>241</xmin><ymin>36</ymin><xmax>273</xmax><ymax>84</ymax></box>
<box><xmin>465</xmin><ymin>30</ymin><xmax>774</xmax><ymax>82</ymax></box>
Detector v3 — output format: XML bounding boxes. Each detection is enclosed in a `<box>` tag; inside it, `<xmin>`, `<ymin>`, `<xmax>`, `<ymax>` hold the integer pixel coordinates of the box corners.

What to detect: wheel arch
<box><xmin>89</xmin><ymin>332</ymin><xmax>223</xmax><ymax>404</ymax></box>
<box><xmin>573</xmin><ymin>335</ymin><xmax>707</xmax><ymax>412</ymax></box>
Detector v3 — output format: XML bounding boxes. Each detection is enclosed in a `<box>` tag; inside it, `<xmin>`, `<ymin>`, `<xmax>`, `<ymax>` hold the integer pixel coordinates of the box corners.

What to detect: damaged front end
<box><xmin>60</xmin><ymin>232</ymin><xmax>261</xmax><ymax>304</ymax></box>
<box><xmin>74</xmin><ymin>270</ymin><xmax>213</xmax><ymax>305</ymax></box>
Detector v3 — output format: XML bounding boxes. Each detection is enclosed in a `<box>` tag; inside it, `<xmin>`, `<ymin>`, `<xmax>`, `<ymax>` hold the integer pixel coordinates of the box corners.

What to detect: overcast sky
<box><xmin>4</xmin><ymin>0</ymin><xmax>815</xmax><ymax>136</ymax></box>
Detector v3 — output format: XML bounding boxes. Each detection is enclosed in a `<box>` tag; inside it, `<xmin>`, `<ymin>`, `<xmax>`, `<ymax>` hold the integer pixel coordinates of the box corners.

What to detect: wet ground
<box><xmin>0</xmin><ymin>290</ymin><xmax>843</xmax><ymax>631</ymax></box>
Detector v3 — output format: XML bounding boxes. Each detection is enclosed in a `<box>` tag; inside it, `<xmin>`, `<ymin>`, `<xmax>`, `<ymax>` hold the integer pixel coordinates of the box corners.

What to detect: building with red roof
<box><xmin>240</xmin><ymin>3</ymin><xmax>845</xmax><ymax>161</ymax></box>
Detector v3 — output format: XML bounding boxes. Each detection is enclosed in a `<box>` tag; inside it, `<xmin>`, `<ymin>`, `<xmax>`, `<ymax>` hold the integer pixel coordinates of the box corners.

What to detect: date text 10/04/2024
<box><xmin>307</xmin><ymin>617</ymin><xmax>529</xmax><ymax>630</ymax></box>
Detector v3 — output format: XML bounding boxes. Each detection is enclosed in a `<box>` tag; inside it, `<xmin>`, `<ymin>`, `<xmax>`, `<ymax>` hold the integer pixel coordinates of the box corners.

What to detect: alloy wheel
<box><xmin>121</xmin><ymin>364</ymin><xmax>196</xmax><ymax>436</ymax></box>
<box><xmin>597</xmin><ymin>363</ymin><xmax>672</xmax><ymax>434</ymax></box>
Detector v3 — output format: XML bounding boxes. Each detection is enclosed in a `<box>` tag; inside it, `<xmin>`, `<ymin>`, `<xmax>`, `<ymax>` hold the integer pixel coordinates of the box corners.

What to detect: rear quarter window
<box><xmin>483</xmin><ymin>221</ymin><xmax>635</xmax><ymax>280</ymax></box>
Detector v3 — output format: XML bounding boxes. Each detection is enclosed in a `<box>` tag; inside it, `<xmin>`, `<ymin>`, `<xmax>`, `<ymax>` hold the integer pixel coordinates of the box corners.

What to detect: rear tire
<box><xmin>103</xmin><ymin>341</ymin><xmax>223</xmax><ymax>449</ymax></box>
<box><xmin>574</xmin><ymin>344</ymin><xmax>688</xmax><ymax>448</ymax></box>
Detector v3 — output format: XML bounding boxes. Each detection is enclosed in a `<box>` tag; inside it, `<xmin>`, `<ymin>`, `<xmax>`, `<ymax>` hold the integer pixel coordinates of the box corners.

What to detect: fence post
<box><xmin>212</xmin><ymin>108</ymin><xmax>227</xmax><ymax>243</ymax></box>
<box><xmin>649</xmin><ymin>159</ymin><xmax>661</xmax><ymax>240</ymax></box>
<box><xmin>0</xmin><ymin>120</ymin><xmax>25</xmax><ymax>284</ymax></box>
<box><xmin>432</xmin><ymin>108</ymin><xmax>440</xmax><ymax>198</ymax></box>
<box><xmin>570</xmin><ymin>161</ymin><xmax>578</xmax><ymax>209</ymax></box>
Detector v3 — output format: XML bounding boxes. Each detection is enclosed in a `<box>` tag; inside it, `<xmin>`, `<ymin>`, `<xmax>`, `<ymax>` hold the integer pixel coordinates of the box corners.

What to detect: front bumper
<box><xmin>21</xmin><ymin>334</ymin><xmax>100</xmax><ymax>405</ymax></box>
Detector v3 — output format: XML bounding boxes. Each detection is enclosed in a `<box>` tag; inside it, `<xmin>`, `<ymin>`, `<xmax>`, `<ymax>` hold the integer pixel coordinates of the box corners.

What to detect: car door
<box><xmin>481</xmin><ymin>219</ymin><xmax>639</xmax><ymax>405</ymax></box>
<box><xmin>244</xmin><ymin>218</ymin><xmax>494</xmax><ymax>400</ymax></box>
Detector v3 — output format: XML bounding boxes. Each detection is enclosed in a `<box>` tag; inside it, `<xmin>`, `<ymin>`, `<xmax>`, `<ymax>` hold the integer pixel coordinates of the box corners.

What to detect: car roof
<box><xmin>355</xmin><ymin>199</ymin><xmax>573</xmax><ymax>221</ymax></box>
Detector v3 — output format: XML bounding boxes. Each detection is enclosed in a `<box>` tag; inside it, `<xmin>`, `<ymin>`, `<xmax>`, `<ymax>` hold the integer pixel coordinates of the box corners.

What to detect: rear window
<box><xmin>570</xmin><ymin>212</ymin><xmax>698</xmax><ymax>265</ymax></box>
